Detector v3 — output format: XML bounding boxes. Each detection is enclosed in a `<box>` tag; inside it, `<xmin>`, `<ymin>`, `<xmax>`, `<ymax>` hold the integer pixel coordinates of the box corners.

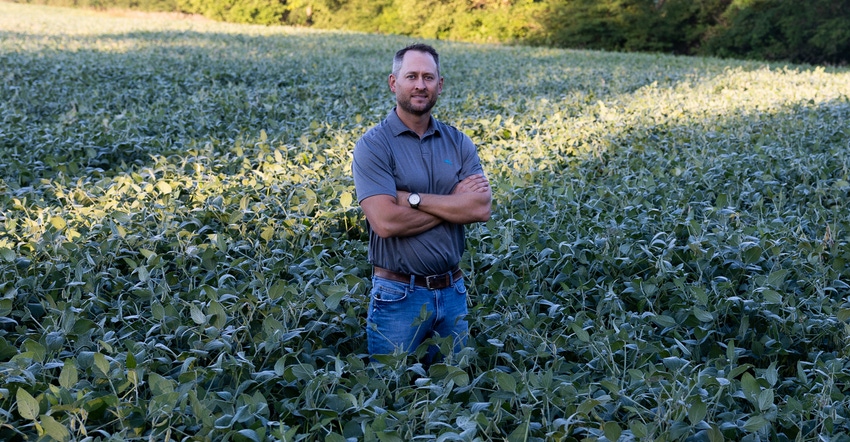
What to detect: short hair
<box><xmin>392</xmin><ymin>43</ymin><xmax>440</xmax><ymax>77</ymax></box>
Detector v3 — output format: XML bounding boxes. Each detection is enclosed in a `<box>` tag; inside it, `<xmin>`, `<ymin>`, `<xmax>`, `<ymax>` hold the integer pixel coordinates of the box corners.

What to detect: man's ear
<box><xmin>388</xmin><ymin>74</ymin><xmax>396</xmax><ymax>93</ymax></box>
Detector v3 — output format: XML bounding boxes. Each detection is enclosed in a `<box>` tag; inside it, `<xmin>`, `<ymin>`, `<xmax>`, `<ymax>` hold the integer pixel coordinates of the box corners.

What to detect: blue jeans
<box><xmin>367</xmin><ymin>275</ymin><xmax>469</xmax><ymax>361</ymax></box>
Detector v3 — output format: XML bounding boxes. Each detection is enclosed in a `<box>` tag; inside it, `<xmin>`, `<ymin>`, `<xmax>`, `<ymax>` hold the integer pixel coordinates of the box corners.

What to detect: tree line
<box><xmin>13</xmin><ymin>0</ymin><xmax>850</xmax><ymax>65</ymax></box>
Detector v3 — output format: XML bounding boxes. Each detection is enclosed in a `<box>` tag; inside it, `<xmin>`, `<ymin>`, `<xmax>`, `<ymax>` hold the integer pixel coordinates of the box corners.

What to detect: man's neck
<box><xmin>396</xmin><ymin>108</ymin><xmax>431</xmax><ymax>138</ymax></box>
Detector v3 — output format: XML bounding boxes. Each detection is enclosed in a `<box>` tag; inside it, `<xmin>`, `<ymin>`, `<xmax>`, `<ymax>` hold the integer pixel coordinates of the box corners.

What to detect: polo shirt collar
<box><xmin>387</xmin><ymin>107</ymin><xmax>440</xmax><ymax>138</ymax></box>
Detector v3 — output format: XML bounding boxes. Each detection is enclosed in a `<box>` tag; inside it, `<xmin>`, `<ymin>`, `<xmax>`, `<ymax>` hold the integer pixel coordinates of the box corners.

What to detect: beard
<box><xmin>397</xmin><ymin>93</ymin><xmax>438</xmax><ymax>116</ymax></box>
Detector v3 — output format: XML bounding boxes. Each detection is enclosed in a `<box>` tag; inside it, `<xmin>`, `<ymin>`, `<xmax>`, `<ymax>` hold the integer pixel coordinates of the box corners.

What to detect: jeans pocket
<box><xmin>372</xmin><ymin>278</ymin><xmax>408</xmax><ymax>303</ymax></box>
<box><xmin>453</xmin><ymin>278</ymin><xmax>468</xmax><ymax>296</ymax></box>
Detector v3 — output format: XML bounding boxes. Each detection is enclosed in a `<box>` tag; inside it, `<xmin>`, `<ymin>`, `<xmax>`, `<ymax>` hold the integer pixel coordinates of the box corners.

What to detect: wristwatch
<box><xmin>408</xmin><ymin>192</ymin><xmax>421</xmax><ymax>209</ymax></box>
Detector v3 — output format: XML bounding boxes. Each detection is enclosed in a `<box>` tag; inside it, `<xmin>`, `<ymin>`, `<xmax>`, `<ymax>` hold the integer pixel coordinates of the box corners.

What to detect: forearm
<box><xmin>398</xmin><ymin>173</ymin><xmax>492</xmax><ymax>225</ymax></box>
<box><xmin>361</xmin><ymin>194</ymin><xmax>442</xmax><ymax>238</ymax></box>
<box><xmin>362</xmin><ymin>174</ymin><xmax>492</xmax><ymax>238</ymax></box>
<box><xmin>412</xmin><ymin>191</ymin><xmax>492</xmax><ymax>224</ymax></box>
<box><xmin>382</xmin><ymin>200</ymin><xmax>444</xmax><ymax>237</ymax></box>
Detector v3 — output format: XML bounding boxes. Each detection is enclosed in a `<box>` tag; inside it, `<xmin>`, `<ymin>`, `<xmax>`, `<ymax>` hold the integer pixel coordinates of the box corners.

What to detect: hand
<box><xmin>453</xmin><ymin>174</ymin><xmax>490</xmax><ymax>194</ymax></box>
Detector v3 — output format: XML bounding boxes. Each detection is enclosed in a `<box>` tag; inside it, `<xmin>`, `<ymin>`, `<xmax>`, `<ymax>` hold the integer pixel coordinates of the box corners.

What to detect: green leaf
<box><xmin>325</xmin><ymin>433</ymin><xmax>347</xmax><ymax>442</ymax></box>
<box><xmin>0</xmin><ymin>247</ymin><xmax>15</xmax><ymax>262</ymax></box>
<box><xmin>148</xmin><ymin>372</ymin><xmax>175</xmax><ymax>396</ymax></box>
<box><xmin>137</xmin><ymin>264</ymin><xmax>150</xmax><ymax>283</ymax></box>
<box><xmin>156</xmin><ymin>180</ymin><xmax>173</xmax><ymax>194</ymax></box>
<box><xmin>236</xmin><ymin>429</ymin><xmax>261</xmax><ymax>442</ymax></box>
<box><xmin>688</xmin><ymin>398</ymin><xmax>707</xmax><ymax>424</ymax></box>
<box><xmin>375</xmin><ymin>431</ymin><xmax>404</xmax><ymax>442</ymax></box>
<box><xmin>59</xmin><ymin>360</ymin><xmax>78</xmax><ymax>389</ymax></box>
<box><xmin>285</xmin><ymin>364</ymin><xmax>315</xmax><ymax>382</ymax></box>
<box><xmin>431</xmin><ymin>364</ymin><xmax>470</xmax><ymax>387</ymax></box>
<box><xmin>40</xmin><ymin>415</ymin><xmax>71</xmax><ymax>442</ymax></box>
<box><xmin>301</xmin><ymin>188</ymin><xmax>317</xmax><ymax>214</ymax></box>
<box><xmin>662</xmin><ymin>356</ymin><xmax>688</xmax><ymax>371</ymax></box>
<box><xmin>45</xmin><ymin>332</ymin><xmax>65</xmax><ymax>351</ymax></box>
<box><xmin>0</xmin><ymin>299</ymin><xmax>12</xmax><ymax>317</ymax></box>
<box><xmin>274</xmin><ymin>357</ymin><xmax>288</xmax><ymax>376</ymax></box>
<box><xmin>729</xmin><ymin>364</ymin><xmax>752</xmax><ymax>380</ymax></box>
<box><xmin>16</xmin><ymin>388</ymin><xmax>39</xmax><ymax>420</ymax></box>
<box><xmin>322</xmin><ymin>284</ymin><xmax>347</xmax><ymax>310</ymax></box>
<box><xmin>741</xmin><ymin>372</ymin><xmax>760</xmax><ymax>403</ymax></box>
<box><xmin>281</xmin><ymin>426</ymin><xmax>300</xmax><ymax>441</ymax></box>
<box><xmin>766</xmin><ymin>269</ymin><xmax>790</xmax><ymax>288</ymax></box>
<box><xmin>507</xmin><ymin>421</ymin><xmax>529</xmax><ymax>442</ymax></box>
<box><xmin>762</xmin><ymin>289</ymin><xmax>782</xmax><ymax>304</ymax></box>
<box><xmin>570</xmin><ymin>321</ymin><xmax>589</xmax><ymax>342</ymax></box>
<box><xmin>692</xmin><ymin>307</ymin><xmax>713</xmax><ymax>322</ymax></box>
<box><xmin>629</xmin><ymin>420</ymin><xmax>647</xmax><ymax>438</ymax></box>
<box><xmin>603</xmin><ymin>422</ymin><xmax>622</xmax><ymax>441</ymax></box>
<box><xmin>126</xmin><ymin>351</ymin><xmax>137</xmax><ymax>369</ymax></box>
<box><xmin>208</xmin><ymin>300</ymin><xmax>227</xmax><ymax>329</ymax></box>
<box><xmin>150</xmin><ymin>391</ymin><xmax>180</xmax><ymax>414</ymax></box>
<box><xmin>764</xmin><ymin>362</ymin><xmax>778</xmax><ymax>387</ymax></box>
<box><xmin>50</xmin><ymin>216</ymin><xmax>66</xmax><ymax>230</ymax></box>
<box><xmin>494</xmin><ymin>371</ymin><xmax>516</xmax><ymax>393</ymax></box>
<box><xmin>93</xmin><ymin>352</ymin><xmax>109</xmax><ymax>376</ymax></box>
<box><xmin>261</xmin><ymin>225</ymin><xmax>275</xmax><ymax>242</ymax></box>
<box><xmin>651</xmin><ymin>314</ymin><xmax>677</xmax><ymax>328</ymax></box>
<box><xmin>742</xmin><ymin>245</ymin><xmax>762</xmax><ymax>264</ymax></box>
<box><xmin>743</xmin><ymin>414</ymin><xmax>769</xmax><ymax>432</ymax></box>
<box><xmin>577</xmin><ymin>398</ymin><xmax>600</xmax><ymax>415</ymax></box>
<box><xmin>268</xmin><ymin>280</ymin><xmax>289</xmax><ymax>300</ymax></box>
<box><xmin>726</xmin><ymin>340</ymin><xmax>737</xmax><ymax>363</ymax></box>
<box><xmin>189</xmin><ymin>390</ymin><xmax>214</xmax><ymax>427</ymax></box>
<box><xmin>215</xmin><ymin>414</ymin><xmax>235</xmax><ymax>429</ymax></box>
<box><xmin>151</xmin><ymin>301</ymin><xmax>165</xmax><ymax>320</ymax></box>
<box><xmin>757</xmin><ymin>389</ymin><xmax>774</xmax><ymax>412</ymax></box>
<box><xmin>707</xmin><ymin>425</ymin><xmax>724</xmax><ymax>442</ymax></box>
<box><xmin>340</xmin><ymin>191</ymin><xmax>353</xmax><ymax>208</ymax></box>
<box><xmin>190</xmin><ymin>304</ymin><xmax>206</xmax><ymax>325</ymax></box>
<box><xmin>23</xmin><ymin>339</ymin><xmax>46</xmax><ymax>362</ymax></box>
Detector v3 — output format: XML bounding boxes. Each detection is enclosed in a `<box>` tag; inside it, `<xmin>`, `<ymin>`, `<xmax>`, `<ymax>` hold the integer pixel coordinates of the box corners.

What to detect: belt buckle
<box><xmin>425</xmin><ymin>273</ymin><xmax>446</xmax><ymax>290</ymax></box>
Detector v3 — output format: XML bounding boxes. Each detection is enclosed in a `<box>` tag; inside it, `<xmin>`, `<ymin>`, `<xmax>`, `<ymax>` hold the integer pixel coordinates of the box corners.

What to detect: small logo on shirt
<box><xmin>443</xmin><ymin>159</ymin><xmax>453</xmax><ymax>165</ymax></box>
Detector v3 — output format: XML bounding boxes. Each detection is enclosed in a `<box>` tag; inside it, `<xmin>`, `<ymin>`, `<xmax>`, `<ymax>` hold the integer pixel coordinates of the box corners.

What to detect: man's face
<box><xmin>389</xmin><ymin>50</ymin><xmax>443</xmax><ymax>117</ymax></box>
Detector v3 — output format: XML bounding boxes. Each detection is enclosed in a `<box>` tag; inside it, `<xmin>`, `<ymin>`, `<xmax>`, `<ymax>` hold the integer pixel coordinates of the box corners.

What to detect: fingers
<box><xmin>454</xmin><ymin>174</ymin><xmax>490</xmax><ymax>194</ymax></box>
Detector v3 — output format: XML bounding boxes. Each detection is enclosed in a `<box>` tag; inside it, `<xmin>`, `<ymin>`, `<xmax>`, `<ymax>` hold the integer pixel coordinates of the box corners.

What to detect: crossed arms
<box><xmin>360</xmin><ymin>174</ymin><xmax>492</xmax><ymax>239</ymax></box>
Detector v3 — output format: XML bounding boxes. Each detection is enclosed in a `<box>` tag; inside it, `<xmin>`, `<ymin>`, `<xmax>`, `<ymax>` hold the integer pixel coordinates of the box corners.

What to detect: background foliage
<box><xmin>2</xmin><ymin>2</ymin><xmax>850</xmax><ymax>441</ymax></box>
<box><xmin>9</xmin><ymin>0</ymin><xmax>850</xmax><ymax>65</ymax></box>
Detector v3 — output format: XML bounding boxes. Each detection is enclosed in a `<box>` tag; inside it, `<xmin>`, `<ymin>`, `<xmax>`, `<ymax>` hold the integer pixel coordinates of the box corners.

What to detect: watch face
<box><xmin>409</xmin><ymin>193</ymin><xmax>420</xmax><ymax>206</ymax></box>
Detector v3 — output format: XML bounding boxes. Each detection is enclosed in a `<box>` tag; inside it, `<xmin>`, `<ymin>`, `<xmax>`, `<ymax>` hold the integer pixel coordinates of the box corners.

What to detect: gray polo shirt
<box><xmin>352</xmin><ymin>108</ymin><xmax>484</xmax><ymax>276</ymax></box>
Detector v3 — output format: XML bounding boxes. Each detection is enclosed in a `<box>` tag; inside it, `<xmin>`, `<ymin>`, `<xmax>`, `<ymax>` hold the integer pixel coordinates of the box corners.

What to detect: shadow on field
<box><xmin>1</xmin><ymin>27</ymin><xmax>398</xmax><ymax>183</ymax></box>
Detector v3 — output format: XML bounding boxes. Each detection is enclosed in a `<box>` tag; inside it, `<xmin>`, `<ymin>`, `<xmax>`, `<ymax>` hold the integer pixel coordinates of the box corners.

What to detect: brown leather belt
<box><xmin>373</xmin><ymin>266</ymin><xmax>463</xmax><ymax>290</ymax></box>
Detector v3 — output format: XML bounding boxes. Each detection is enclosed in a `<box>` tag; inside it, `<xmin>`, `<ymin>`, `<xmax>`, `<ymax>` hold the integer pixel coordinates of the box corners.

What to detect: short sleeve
<box><xmin>352</xmin><ymin>131</ymin><xmax>397</xmax><ymax>203</ymax></box>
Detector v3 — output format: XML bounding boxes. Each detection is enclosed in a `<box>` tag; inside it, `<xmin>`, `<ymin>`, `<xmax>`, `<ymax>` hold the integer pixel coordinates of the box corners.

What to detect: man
<box><xmin>352</xmin><ymin>43</ymin><xmax>492</xmax><ymax>362</ymax></box>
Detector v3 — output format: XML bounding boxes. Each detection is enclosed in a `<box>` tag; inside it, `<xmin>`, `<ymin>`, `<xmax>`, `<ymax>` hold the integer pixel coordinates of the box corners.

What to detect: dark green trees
<box><xmin>12</xmin><ymin>0</ymin><xmax>850</xmax><ymax>64</ymax></box>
